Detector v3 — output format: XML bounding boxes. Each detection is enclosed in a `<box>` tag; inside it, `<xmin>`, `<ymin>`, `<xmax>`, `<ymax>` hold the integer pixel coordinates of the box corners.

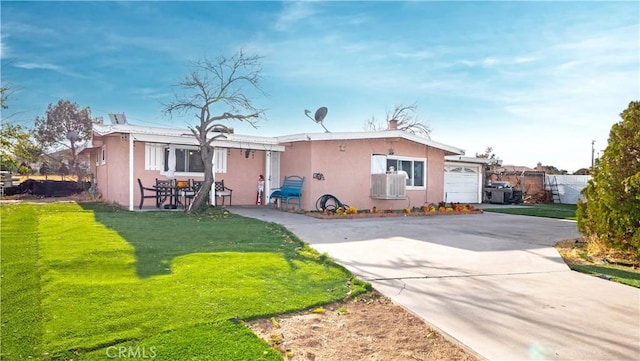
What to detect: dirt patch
<box><xmin>556</xmin><ymin>238</ymin><xmax>639</xmax><ymax>268</ymax></box>
<box><xmin>248</xmin><ymin>291</ymin><xmax>476</xmax><ymax>361</ymax></box>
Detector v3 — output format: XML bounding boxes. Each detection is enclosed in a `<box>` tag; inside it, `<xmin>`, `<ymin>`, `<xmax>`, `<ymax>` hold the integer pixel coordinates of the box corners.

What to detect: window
<box><xmin>164</xmin><ymin>147</ymin><xmax>205</xmax><ymax>173</ymax></box>
<box><xmin>214</xmin><ymin>148</ymin><xmax>227</xmax><ymax>173</ymax></box>
<box><xmin>386</xmin><ymin>157</ymin><xmax>425</xmax><ymax>188</ymax></box>
<box><xmin>145</xmin><ymin>145</ymin><xmax>228</xmax><ymax>175</ymax></box>
<box><xmin>145</xmin><ymin>143</ymin><xmax>164</xmax><ymax>170</ymax></box>
<box><xmin>101</xmin><ymin>145</ymin><xmax>107</xmax><ymax>165</ymax></box>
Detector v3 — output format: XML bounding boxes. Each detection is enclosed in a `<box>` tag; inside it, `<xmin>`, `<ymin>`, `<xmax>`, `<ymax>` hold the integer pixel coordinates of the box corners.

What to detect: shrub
<box><xmin>577</xmin><ymin>101</ymin><xmax>640</xmax><ymax>260</ymax></box>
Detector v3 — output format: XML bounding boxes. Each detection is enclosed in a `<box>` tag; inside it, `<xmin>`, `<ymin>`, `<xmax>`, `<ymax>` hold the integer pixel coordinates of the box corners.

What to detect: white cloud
<box><xmin>133</xmin><ymin>87</ymin><xmax>172</xmax><ymax>100</ymax></box>
<box><xmin>395</xmin><ymin>50</ymin><xmax>434</xmax><ymax>60</ymax></box>
<box><xmin>15</xmin><ymin>62</ymin><xmax>62</xmax><ymax>71</ymax></box>
<box><xmin>513</xmin><ymin>57</ymin><xmax>537</xmax><ymax>64</ymax></box>
<box><xmin>0</xmin><ymin>34</ymin><xmax>8</xmax><ymax>60</ymax></box>
<box><xmin>556</xmin><ymin>25</ymin><xmax>635</xmax><ymax>52</ymax></box>
<box><xmin>453</xmin><ymin>55</ymin><xmax>539</xmax><ymax>68</ymax></box>
<box><xmin>14</xmin><ymin>61</ymin><xmax>92</xmax><ymax>80</ymax></box>
<box><xmin>274</xmin><ymin>2</ymin><xmax>318</xmax><ymax>31</ymax></box>
<box><xmin>2</xmin><ymin>22</ymin><xmax>57</xmax><ymax>37</ymax></box>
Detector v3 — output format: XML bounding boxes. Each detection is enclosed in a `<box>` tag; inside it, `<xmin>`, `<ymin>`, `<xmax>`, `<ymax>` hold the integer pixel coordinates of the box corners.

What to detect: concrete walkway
<box><xmin>229</xmin><ymin>207</ymin><xmax>640</xmax><ymax>361</ymax></box>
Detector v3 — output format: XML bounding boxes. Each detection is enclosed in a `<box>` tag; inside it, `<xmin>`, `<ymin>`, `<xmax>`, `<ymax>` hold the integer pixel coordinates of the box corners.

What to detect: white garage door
<box><xmin>444</xmin><ymin>165</ymin><xmax>481</xmax><ymax>203</ymax></box>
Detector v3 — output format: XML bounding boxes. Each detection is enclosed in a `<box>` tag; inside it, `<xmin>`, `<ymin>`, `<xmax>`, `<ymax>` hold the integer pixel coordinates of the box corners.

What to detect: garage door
<box><xmin>444</xmin><ymin>165</ymin><xmax>480</xmax><ymax>203</ymax></box>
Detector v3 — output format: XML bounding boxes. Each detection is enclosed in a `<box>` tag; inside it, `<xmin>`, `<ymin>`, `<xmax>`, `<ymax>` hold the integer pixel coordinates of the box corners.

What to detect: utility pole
<box><xmin>591</xmin><ymin>140</ymin><xmax>595</xmax><ymax>169</ymax></box>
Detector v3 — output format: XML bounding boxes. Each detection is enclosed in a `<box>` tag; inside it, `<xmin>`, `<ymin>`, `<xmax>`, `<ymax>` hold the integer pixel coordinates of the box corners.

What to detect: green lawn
<box><xmin>1</xmin><ymin>203</ymin><xmax>365</xmax><ymax>360</ymax></box>
<box><xmin>483</xmin><ymin>203</ymin><xmax>577</xmax><ymax>220</ymax></box>
<box><xmin>569</xmin><ymin>264</ymin><xmax>640</xmax><ymax>288</ymax></box>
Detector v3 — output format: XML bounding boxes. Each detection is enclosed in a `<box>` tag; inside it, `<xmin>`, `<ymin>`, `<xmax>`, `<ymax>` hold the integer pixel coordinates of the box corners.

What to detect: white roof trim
<box><xmin>445</xmin><ymin>155</ymin><xmax>495</xmax><ymax>164</ymax></box>
<box><xmin>91</xmin><ymin>124</ymin><xmax>465</xmax><ymax>155</ymax></box>
<box><xmin>277</xmin><ymin>130</ymin><xmax>464</xmax><ymax>155</ymax></box>
<box><xmin>92</xmin><ymin>123</ymin><xmax>285</xmax><ymax>151</ymax></box>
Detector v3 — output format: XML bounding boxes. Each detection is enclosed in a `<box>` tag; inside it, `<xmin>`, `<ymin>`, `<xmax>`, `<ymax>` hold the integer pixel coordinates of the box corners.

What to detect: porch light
<box><xmin>339</xmin><ymin>144</ymin><xmax>346</xmax><ymax>152</ymax></box>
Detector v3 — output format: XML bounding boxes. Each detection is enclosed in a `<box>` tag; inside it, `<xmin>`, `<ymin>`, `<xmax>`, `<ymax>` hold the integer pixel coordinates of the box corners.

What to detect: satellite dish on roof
<box><xmin>315</xmin><ymin>107</ymin><xmax>327</xmax><ymax>123</ymax></box>
<box><xmin>304</xmin><ymin>106</ymin><xmax>330</xmax><ymax>132</ymax></box>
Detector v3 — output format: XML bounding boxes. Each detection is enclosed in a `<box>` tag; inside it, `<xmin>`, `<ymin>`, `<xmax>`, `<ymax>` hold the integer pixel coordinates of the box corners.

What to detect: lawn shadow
<box><xmin>79</xmin><ymin>203</ymin><xmax>312</xmax><ymax>278</ymax></box>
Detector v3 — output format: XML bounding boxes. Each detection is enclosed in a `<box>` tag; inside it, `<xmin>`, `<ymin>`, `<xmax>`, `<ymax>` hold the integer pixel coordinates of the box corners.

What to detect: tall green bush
<box><xmin>577</xmin><ymin>101</ymin><xmax>640</xmax><ymax>259</ymax></box>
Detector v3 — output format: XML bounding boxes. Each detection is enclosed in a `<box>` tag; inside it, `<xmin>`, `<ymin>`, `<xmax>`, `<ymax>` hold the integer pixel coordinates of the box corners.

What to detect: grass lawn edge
<box><xmin>555</xmin><ymin>238</ymin><xmax>639</xmax><ymax>288</ymax></box>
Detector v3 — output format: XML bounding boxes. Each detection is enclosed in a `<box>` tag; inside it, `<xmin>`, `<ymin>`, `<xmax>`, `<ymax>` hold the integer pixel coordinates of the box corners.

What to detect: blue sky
<box><xmin>1</xmin><ymin>1</ymin><xmax>638</xmax><ymax>172</ymax></box>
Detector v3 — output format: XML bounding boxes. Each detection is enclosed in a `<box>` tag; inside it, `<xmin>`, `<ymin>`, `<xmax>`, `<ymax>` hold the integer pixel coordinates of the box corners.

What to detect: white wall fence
<box><xmin>545</xmin><ymin>175</ymin><xmax>592</xmax><ymax>204</ymax></box>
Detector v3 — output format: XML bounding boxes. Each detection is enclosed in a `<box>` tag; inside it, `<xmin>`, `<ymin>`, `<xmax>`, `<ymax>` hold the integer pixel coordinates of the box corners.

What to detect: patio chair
<box><xmin>137</xmin><ymin>178</ymin><xmax>159</xmax><ymax>209</ymax></box>
<box><xmin>180</xmin><ymin>179</ymin><xmax>202</xmax><ymax>208</ymax></box>
<box><xmin>214</xmin><ymin>180</ymin><xmax>232</xmax><ymax>206</ymax></box>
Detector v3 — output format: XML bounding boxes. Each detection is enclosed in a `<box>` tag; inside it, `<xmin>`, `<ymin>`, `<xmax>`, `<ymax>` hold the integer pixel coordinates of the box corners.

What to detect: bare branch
<box><xmin>363</xmin><ymin>102</ymin><xmax>431</xmax><ymax>138</ymax></box>
<box><xmin>163</xmin><ymin>50</ymin><xmax>267</xmax><ymax>213</ymax></box>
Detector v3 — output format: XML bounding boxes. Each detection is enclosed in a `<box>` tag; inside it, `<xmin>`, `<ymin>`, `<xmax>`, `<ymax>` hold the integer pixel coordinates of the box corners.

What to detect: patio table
<box><xmin>155</xmin><ymin>181</ymin><xmax>179</xmax><ymax>209</ymax></box>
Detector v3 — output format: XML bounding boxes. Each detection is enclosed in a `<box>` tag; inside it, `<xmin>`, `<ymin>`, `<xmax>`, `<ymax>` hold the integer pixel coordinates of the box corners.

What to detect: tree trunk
<box><xmin>70</xmin><ymin>140</ymin><xmax>80</xmax><ymax>183</ymax></box>
<box><xmin>187</xmin><ymin>145</ymin><xmax>215</xmax><ymax>213</ymax></box>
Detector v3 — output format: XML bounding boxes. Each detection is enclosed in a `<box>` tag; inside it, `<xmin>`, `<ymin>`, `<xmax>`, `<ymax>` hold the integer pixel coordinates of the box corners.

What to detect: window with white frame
<box><xmin>371</xmin><ymin>154</ymin><xmax>426</xmax><ymax>188</ymax></box>
<box><xmin>164</xmin><ymin>147</ymin><xmax>205</xmax><ymax>173</ymax></box>
<box><xmin>386</xmin><ymin>156</ymin><xmax>426</xmax><ymax>188</ymax></box>
<box><xmin>154</xmin><ymin>146</ymin><xmax>227</xmax><ymax>174</ymax></box>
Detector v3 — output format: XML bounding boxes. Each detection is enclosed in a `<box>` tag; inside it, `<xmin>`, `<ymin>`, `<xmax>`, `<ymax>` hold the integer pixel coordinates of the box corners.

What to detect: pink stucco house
<box><xmin>84</xmin><ymin>121</ymin><xmax>469</xmax><ymax>211</ymax></box>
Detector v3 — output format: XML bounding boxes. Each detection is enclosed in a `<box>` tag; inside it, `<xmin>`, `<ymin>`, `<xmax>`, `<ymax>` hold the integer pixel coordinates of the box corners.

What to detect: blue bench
<box><xmin>269</xmin><ymin>176</ymin><xmax>305</xmax><ymax>210</ymax></box>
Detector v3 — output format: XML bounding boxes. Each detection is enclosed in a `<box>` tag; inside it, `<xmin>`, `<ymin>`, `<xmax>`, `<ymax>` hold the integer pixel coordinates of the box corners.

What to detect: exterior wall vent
<box><xmin>370</xmin><ymin>173</ymin><xmax>406</xmax><ymax>199</ymax></box>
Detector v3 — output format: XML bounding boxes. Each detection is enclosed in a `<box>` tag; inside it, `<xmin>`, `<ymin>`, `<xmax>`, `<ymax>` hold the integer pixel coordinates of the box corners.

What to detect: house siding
<box><xmin>223</xmin><ymin>149</ymin><xmax>266</xmax><ymax>205</ymax></box>
<box><xmin>88</xmin><ymin>125</ymin><xmax>458</xmax><ymax>210</ymax></box>
<box><xmin>93</xmin><ymin>135</ymin><xmax>131</xmax><ymax>206</ymax></box>
<box><xmin>278</xmin><ymin>138</ymin><xmax>447</xmax><ymax>211</ymax></box>
<box><xmin>131</xmin><ymin>142</ymin><xmax>269</xmax><ymax>208</ymax></box>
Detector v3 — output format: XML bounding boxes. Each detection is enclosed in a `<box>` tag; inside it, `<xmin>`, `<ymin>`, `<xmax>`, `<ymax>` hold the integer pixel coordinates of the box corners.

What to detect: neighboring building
<box><xmin>83</xmin><ymin>122</ymin><xmax>468</xmax><ymax>211</ymax></box>
<box><xmin>488</xmin><ymin>164</ymin><xmax>546</xmax><ymax>196</ymax></box>
<box><xmin>544</xmin><ymin>174</ymin><xmax>591</xmax><ymax>204</ymax></box>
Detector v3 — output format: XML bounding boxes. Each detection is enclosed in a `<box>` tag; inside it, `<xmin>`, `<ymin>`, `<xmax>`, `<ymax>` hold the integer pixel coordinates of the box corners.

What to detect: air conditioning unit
<box><xmin>371</xmin><ymin>174</ymin><xmax>406</xmax><ymax>199</ymax></box>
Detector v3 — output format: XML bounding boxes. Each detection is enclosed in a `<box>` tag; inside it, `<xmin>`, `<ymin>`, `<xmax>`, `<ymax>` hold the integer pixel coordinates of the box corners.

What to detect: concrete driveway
<box><xmin>230</xmin><ymin>207</ymin><xmax>640</xmax><ymax>361</ymax></box>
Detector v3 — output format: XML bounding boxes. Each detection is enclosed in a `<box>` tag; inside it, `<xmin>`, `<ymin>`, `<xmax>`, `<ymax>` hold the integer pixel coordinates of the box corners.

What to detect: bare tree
<box><xmin>164</xmin><ymin>50</ymin><xmax>266</xmax><ymax>213</ymax></box>
<box><xmin>364</xmin><ymin>102</ymin><xmax>431</xmax><ymax>138</ymax></box>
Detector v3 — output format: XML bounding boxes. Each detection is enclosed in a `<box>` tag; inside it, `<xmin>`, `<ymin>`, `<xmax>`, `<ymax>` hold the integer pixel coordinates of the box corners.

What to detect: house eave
<box><xmin>277</xmin><ymin>130</ymin><xmax>464</xmax><ymax>155</ymax></box>
<box><xmin>92</xmin><ymin>123</ymin><xmax>285</xmax><ymax>151</ymax></box>
<box><xmin>445</xmin><ymin>155</ymin><xmax>496</xmax><ymax>164</ymax></box>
